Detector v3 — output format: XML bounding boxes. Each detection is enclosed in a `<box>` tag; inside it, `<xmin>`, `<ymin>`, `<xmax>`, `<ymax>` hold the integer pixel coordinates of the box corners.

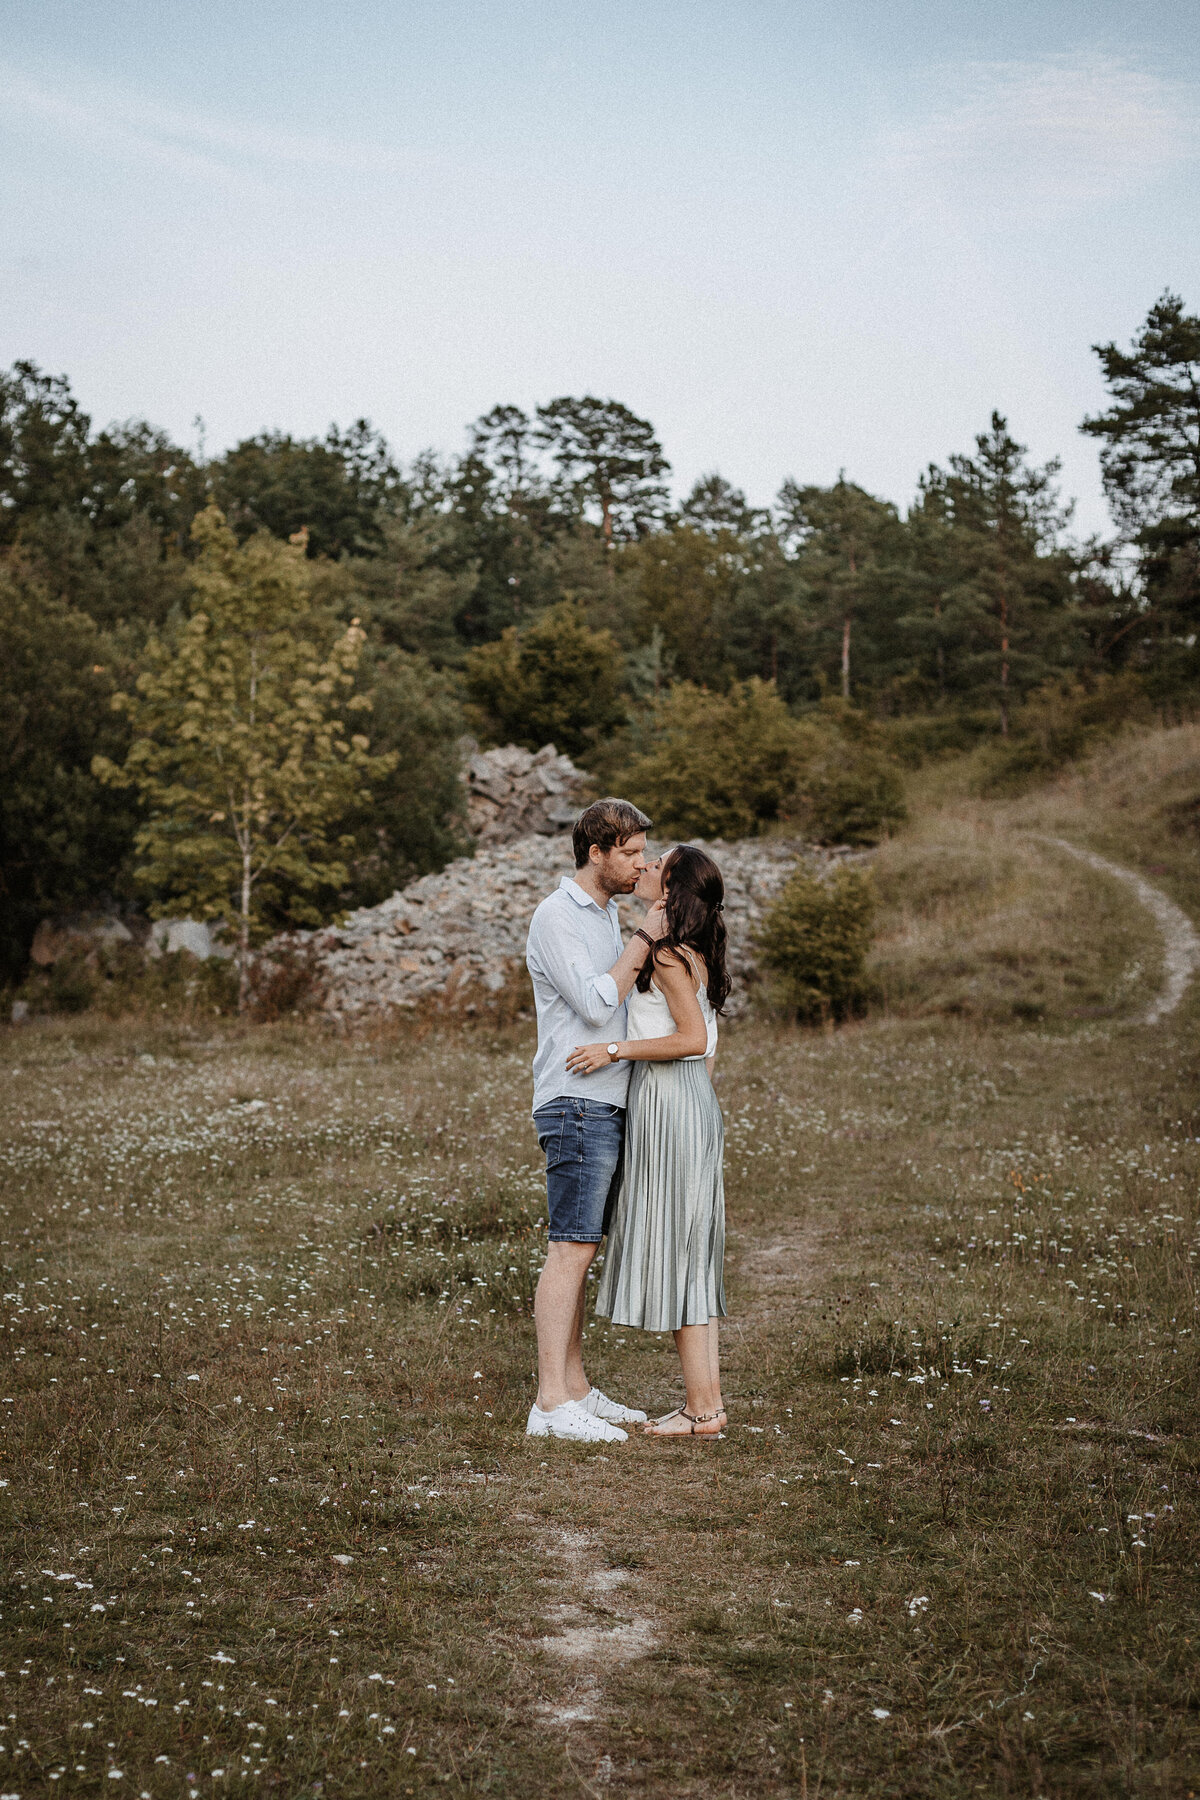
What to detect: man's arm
<box><xmin>608</xmin><ymin>924</ymin><xmax>658</xmax><ymax>1005</ymax></box>
<box><xmin>528</xmin><ymin>902</ymin><xmax>664</xmax><ymax>1027</ymax></box>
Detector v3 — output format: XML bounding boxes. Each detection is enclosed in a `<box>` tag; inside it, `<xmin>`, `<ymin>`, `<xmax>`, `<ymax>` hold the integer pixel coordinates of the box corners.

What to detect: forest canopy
<box><xmin>2</xmin><ymin>293</ymin><xmax>1198</xmax><ymax>980</ymax></box>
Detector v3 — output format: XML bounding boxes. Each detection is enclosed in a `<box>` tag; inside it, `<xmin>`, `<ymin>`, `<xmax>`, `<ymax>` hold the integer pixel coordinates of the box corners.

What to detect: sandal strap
<box><xmin>681</xmin><ymin>1408</ymin><xmax>722</xmax><ymax>1429</ymax></box>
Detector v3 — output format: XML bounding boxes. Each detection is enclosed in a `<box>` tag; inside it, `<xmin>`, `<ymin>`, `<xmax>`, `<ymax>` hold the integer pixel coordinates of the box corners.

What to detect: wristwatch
<box><xmin>606</xmin><ymin>1043</ymin><xmax>621</xmax><ymax>1063</ymax></box>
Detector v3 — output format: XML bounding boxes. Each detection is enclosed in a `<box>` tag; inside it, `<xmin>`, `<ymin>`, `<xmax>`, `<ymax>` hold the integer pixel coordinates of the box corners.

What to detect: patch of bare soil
<box><xmin>532</xmin><ymin>1525</ymin><xmax>658</xmax><ymax>1728</ymax></box>
<box><xmin>738</xmin><ymin>1216</ymin><xmax>836</xmax><ymax>1324</ymax></box>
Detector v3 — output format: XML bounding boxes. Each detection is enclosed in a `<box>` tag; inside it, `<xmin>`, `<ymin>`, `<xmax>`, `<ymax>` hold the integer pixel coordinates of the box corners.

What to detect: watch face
<box><xmin>607</xmin><ymin>1044</ymin><xmax>619</xmax><ymax>1056</ymax></box>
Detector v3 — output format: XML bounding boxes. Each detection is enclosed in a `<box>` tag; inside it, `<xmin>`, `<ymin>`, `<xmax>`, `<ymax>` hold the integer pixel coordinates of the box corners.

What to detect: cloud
<box><xmin>0</xmin><ymin>63</ymin><xmax>405</xmax><ymax>186</ymax></box>
<box><xmin>873</xmin><ymin>55</ymin><xmax>1199</xmax><ymax>214</ymax></box>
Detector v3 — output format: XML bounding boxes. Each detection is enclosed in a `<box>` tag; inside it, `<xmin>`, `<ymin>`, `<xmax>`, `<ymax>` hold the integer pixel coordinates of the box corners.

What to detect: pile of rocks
<box><xmin>301</xmin><ymin>834</ymin><xmax>837</xmax><ymax>1022</ymax></box>
<box><xmin>464</xmin><ymin>742</ymin><xmax>591</xmax><ymax>844</ymax></box>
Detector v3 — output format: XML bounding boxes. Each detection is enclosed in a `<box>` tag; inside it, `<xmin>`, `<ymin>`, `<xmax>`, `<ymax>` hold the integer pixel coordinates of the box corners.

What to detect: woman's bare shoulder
<box><xmin>655</xmin><ymin>946</ymin><xmax>707</xmax><ymax>985</ymax></box>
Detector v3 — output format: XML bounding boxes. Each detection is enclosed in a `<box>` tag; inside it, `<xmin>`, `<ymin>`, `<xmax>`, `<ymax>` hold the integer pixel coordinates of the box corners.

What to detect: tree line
<box><xmin>1</xmin><ymin>293</ymin><xmax>1197</xmax><ymax>983</ymax></box>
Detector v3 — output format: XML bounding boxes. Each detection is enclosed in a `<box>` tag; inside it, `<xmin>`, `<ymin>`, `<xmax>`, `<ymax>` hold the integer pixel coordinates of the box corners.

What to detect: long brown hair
<box><xmin>636</xmin><ymin>844</ymin><xmax>731</xmax><ymax>1014</ymax></box>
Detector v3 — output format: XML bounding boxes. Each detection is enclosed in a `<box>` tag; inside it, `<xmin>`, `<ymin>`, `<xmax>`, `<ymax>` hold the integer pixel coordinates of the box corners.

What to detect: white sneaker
<box><xmin>582</xmin><ymin>1386</ymin><xmax>648</xmax><ymax>1425</ymax></box>
<box><xmin>525</xmin><ymin>1400</ymin><xmax>628</xmax><ymax>1443</ymax></box>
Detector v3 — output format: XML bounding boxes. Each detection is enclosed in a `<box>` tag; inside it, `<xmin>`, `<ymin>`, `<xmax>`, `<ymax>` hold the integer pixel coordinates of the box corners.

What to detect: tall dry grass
<box><xmin>866</xmin><ymin>722</ymin><xmax>1200</xmax><ymax>1025</ymax></box>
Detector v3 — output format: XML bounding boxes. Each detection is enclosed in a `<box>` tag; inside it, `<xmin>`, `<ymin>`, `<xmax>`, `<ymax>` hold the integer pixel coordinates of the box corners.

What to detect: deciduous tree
<box><xmin>94</xmin><ymin>506</ymin><xmax>394</xmax><ymax>1007</ymax></box>
<box><xmin>215</xmin><ymin>421</ymin><xmax>403</xmax><ymax>559</ymax></box>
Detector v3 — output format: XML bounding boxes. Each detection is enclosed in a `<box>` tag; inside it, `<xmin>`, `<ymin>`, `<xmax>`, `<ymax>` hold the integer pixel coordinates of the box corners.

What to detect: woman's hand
<box><xmin>566</xmin><ymin>1041</ymin><xmax>618</xmax><ymax>1075</ymax></box>
<box><xmin>641</xmin><ymin>899</ymin><xmax>668</xmax><ymax>939</ymax></box>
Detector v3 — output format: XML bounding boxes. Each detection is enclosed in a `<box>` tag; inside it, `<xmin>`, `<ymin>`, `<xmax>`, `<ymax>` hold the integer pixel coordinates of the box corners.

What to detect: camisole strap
<box><xmin>679</xmin><ymin>946</ymin><xmax>707</xmax><ymax>995</ymax></box>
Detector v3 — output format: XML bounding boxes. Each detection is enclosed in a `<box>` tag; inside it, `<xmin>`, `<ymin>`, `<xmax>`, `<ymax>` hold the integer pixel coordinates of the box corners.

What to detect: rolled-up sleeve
<box><xmin>529</xmin><ymin>912</ymin><xmax>621</xmax><ymax>1029</ymax></box>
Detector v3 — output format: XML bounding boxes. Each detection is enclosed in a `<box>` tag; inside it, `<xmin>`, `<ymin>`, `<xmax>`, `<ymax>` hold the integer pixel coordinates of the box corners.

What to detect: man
<box><xmin>524</xmin><ymin>797</ymin><xmax>665</xmax><ymax>1443</ymax></box>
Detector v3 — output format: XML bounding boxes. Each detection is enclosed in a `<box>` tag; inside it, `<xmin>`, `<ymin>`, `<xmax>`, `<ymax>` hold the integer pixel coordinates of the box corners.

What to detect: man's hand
<box><xmin>566</xmin><ymin>1042</ymin><xmax>617</xmax><ymax>1075</ymax></box>
<box><xmin>640</xmin><ymin>900</ymin><xmax>668</xmax><ymax>940</ymax></box>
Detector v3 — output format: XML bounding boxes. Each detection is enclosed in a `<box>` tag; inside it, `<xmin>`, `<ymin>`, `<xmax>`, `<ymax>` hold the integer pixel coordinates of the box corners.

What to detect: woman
<box><xmin>566</xmin><ymin>845</ymin><xmax>730</xmax><ymax>1437</ymax></box>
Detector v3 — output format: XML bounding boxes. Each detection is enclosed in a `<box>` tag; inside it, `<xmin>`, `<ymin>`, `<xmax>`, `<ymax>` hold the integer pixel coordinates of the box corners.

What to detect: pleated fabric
<box><xmin>595</xmin><ymin>1058</ymin><xmax>726</xmax><ymax>1332</ymax></box>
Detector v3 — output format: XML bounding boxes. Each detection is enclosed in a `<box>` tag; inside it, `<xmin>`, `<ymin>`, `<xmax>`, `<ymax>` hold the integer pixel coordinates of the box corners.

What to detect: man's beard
<box><xmin>595</xmin><ymin>867</ymin><xmax>638</xmax><ymax>899</ymax></box>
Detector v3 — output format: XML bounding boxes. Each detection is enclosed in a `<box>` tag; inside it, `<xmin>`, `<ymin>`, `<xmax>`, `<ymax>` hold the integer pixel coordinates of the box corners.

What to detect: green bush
<box><xmin>799</xmin><ymin>738</ymin><xmax>907</xmax><ymax>846</ymax></box>
<box><xmin>620</xmin><ymin>678</ymin><xmax>818</xmax><ymax>838</ymax></box>
<box><xmin>463</xmin><ymin>603</ymin><xmax>627</xmax><ymax>757</ymax></box>
<box><xmin>976</xmin><ymin>671</ymin><xmax>1152</xmax><ymax>794</ymax></box>
<box><xmin>755</xmin><ymin>863</ymin><xmax>876</xmax><ymax>1023</ymax></box>
<box><xmin>883</xmin><ymin>712</ymin><xmax>996</xmax><ymax>769</ymax></box>
<box><xmin>618</xmin><ymin>683</ymin><xmax>908</xmax><ymax>845</ymax></box>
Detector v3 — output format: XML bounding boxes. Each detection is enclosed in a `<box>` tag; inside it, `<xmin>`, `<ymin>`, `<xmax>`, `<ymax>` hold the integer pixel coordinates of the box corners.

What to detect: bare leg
<box><xmin>707</xmin><ymin>1318</ymin><xmax>724</xmax><ymax>1418</ymax></box>
<box><xmin>645</xmin><ymin>1323</ymin><xmax>720</xmax><ymax>1435</ymax></box>
<box><xmin>564</xmin><ymin>1267</ymin><xmax>592</xmax><ymax>1402</ymax></box>
<box><xmin>534</xmin><ymin>1241</ymin><xmax>597</xmax><ymax>1412</ymax></box>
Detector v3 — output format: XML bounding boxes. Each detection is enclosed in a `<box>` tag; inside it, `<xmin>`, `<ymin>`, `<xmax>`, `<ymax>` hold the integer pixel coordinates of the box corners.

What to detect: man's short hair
<box><xmin>572</xmin><ymin>798</ymin><xmax>652</xmax><ymax>869</ymax></box>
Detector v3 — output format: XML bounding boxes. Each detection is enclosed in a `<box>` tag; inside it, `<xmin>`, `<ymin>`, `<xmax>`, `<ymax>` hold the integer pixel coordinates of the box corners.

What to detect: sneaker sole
<box><xmin>526</xmin><ymin>1421</ymin><xmax>627</xmax><ymax>1443</ymax></box>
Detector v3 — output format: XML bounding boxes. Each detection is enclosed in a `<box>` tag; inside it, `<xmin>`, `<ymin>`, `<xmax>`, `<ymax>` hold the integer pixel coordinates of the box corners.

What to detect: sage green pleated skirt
<box><xmin>595</xmin><ymin>1059</ymin><xmax>726</xmax><ymax>1333</ymax></box>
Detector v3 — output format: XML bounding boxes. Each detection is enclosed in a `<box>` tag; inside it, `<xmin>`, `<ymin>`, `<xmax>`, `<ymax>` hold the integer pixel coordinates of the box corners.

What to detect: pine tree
<box><xmin>1081</xmin><ymin>292</ymin><xmax>1200</xmax><ymax>672</ymax></box>
<box><xmin>776</xmin><ymin>477</ymin><xmax>904</xmax><ymax>701</ymax></box>
<box><xmin>915</xmin><ymin>416</ymin><xmax>1077</xmax><ymax>734</ymax></box>
<box><xmin>534</xmin><ymin>397</ymin><xmax>670</xmax><ymax>541</ymax></box>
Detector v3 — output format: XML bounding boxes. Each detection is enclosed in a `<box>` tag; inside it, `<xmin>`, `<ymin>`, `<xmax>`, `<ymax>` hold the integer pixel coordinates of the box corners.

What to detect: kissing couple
<box><xmin>524</xmin><ymin>798</ymin><xmax>730</xmax><ymax>1442</ymax></box>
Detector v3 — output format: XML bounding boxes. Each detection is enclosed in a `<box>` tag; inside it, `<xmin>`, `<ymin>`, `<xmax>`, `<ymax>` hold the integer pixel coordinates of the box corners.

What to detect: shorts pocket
<box><xmin>536</xmin><ymin>1108</ymin><xmax>582</xmax><ymax>1166</ymax></box>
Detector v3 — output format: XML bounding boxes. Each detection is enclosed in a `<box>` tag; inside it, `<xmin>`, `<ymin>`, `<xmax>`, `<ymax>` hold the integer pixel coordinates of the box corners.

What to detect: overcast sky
<box><xmin>3</xmin><ymin>1</ymin><xmax>1198</xmax><ymax>538</ymax></box>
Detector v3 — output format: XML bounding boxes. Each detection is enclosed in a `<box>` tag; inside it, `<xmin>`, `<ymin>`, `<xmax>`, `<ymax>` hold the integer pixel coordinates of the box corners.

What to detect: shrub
<box><xmin>618</xmin><ymin>684</ymin><xmax>908</xmax><ymax>845</ymax></box>
<box><xmin>799</xmin><ymin>739</ymin><xmax>907</xmax><ymax>846</ymax></box>
<box><xmin>620</xmin><ymin>678</ymin><xmax>817</xmax><ymax>838</ymax></box>
<box><xmin>976</xmin><ymin>671</ymin><xmax>1152</xmax><ymax>794</ymax></box>
<box><xmin>17</xmin><ymin>944</ymin><xmax>240</xmax><ymax>1020</ymax></box>
<box><xmin>47</xmin><ymin>947</ymin><xmax>98</xmax><ymax>1014</ymax></box>
<box><xmin>883</xmin><ymin>712</ymin><xmax>996</xmax><ymax>769</ymax></box>
<box><xmin>755</xmin><ymin>864</ymin><xmax>876</xmax><ymax>1023</ymax></box>
<box><xmin>247</xmin><ymin>937</ymin><xmax>325</xmax><ymax>1022</ymax></box>
<box><xmin>463</xmin><ymin>603</ymin><xmax>627</xmax><ymax>757</ymax></box>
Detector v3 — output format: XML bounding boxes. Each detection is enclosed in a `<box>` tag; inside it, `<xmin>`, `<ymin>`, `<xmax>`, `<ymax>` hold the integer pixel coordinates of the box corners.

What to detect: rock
<box><xmin>281</xmin><ymin>832</ymin><xmax>847</xmax><ymax>1022</ymax></box>
<box><xmin>30</xmin><ymin>912</ymin><xmax>136</xmax><ymax>966</ymax></box>
<box><xmin>147</xmin><ymin>918</ymin><xmax>233</xmax><ymax>961</ymax></box>
<box><xmin>10</xmin><ymin>1000</ymin><xmax>29</xmax><ymax>1024</ymax></box>
<box><xmin>463</xmin><ymin>741</ymin><xmax>592</xmax><ymax>844</ymax></box>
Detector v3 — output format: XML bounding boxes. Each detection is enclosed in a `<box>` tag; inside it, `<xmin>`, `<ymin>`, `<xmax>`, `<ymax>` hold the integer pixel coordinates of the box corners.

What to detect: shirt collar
<box><xmin>560</xmin><ymin>874</ymin><xmax>614</xmax><ymax>913</ymax></box>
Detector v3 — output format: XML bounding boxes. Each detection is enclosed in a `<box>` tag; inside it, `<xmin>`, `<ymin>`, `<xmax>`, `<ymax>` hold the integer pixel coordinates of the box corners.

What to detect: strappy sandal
<box><xmin>643</xmin><ymin>1406</ymin><xmax>723</xmax><ymax>1438</ymax></box>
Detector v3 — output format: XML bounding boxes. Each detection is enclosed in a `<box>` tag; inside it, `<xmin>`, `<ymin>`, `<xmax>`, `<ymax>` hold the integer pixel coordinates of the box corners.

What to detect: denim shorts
<box><xmin>534</xmin><ymin>1097</ymin><xmax>625</xmax><ymax>1243</ymax></box>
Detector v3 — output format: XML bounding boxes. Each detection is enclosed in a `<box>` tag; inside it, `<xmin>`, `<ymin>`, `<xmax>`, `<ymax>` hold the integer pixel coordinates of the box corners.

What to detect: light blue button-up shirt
<box><xmin>526</xmin><ymin>875</ymin><xmax>630</xmax><ymax>1115</ymax></box>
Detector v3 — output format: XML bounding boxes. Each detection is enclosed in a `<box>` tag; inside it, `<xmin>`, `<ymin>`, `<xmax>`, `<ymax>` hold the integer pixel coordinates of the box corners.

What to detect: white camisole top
<box><xmin>625</xmin><ymin>950</ymin><xmax>718</xmax><ymax>1060</ymax></box>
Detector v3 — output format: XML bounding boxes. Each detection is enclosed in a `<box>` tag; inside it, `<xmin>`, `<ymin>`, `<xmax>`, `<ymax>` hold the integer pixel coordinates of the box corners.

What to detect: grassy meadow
<box><xmin>2</xmin><ymin>728</ymin><xmax>1199</xmax><ymax>1798</ymax></box>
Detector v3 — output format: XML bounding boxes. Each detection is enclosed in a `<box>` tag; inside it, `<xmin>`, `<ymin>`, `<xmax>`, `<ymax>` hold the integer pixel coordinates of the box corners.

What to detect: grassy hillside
<box><xmin>868</xmin><ymin>723</ymin><xmax>1200</xmax><ymax>1027</ymax></box>
<box><xmin>1005</xmin><ymin>722</ymin><xmax>1200</xmax><ymax>916</ymax></box>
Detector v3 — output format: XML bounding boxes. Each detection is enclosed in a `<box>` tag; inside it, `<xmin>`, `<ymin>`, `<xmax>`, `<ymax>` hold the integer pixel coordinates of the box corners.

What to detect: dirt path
<box><xmin>529</xmin><ymin>1522</ymin><xmax>658</xmax><ymax>1730</ymax></box>
<box><xmin>1040</xmin><ymin>836</ymin><xmax>1200</xmax><ymax>1023</ymax></box>
<box><xmin>530</xmin><ymin>1220</ymin><xmax>832</xmax><ymax>1743</ymax></box>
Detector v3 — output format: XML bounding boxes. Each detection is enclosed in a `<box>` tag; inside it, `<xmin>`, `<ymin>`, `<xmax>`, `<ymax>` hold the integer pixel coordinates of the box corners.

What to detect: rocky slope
<box><xmin>296</xmin><ymin>834</ymin><xmax>838</xmax><ymax>1021</ymax></box>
